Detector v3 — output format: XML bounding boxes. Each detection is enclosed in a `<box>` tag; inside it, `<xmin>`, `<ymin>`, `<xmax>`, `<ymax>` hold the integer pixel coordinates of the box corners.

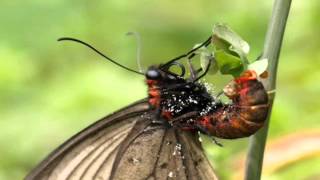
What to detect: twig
<box><xmin>244</xmin><ymin>0</ymin><xmax>292</xmax><ymax>179</ymax></box>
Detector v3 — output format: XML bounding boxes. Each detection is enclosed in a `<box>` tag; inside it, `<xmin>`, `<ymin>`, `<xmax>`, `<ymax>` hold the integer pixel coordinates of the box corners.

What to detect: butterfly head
<box><xmin>146</xmin><ymin>61</ymin><xmax>187</xmax><ymax>85</ymax></box>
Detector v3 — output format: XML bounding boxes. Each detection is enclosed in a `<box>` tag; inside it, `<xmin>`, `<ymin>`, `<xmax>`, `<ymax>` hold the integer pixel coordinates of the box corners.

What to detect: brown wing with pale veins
<box><xmin>25</xmin><ymin>99</ymin><xmax>218</xmax><ymax>180</ymax></box>
<box><xmin>111</xmin><ymin>122</ymin><xmax>218</xmax><ymax>180</ymax></box>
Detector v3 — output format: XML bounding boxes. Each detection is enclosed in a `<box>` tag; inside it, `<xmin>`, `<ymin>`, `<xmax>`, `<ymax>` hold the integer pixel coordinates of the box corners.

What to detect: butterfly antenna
<box><xmin>160</xmin><ymin>36</ymin><xmax>212</xmax><ymax>68</ymax></box>
<box><xmin>126</xmin><ymin>32</ymin><xmax>144</xmax><ymax>73</ymax></box>
<box><xmin>58</xmin><ymin>37</ymin><xmax>144</xmax><ymax>75</ymax></box>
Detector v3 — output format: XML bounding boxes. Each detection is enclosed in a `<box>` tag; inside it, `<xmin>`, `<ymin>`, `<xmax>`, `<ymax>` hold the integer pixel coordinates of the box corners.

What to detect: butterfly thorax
<box><xmin>146</xmin><ymin>66</ymin><xmax>221</xmax><ymax>123</ymax></box>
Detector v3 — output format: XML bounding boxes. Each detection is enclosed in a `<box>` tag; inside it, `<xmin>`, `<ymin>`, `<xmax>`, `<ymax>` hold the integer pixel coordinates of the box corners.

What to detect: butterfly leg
<box><xmin>194</xmin><ymin>125</ymin><xmax>223</xmax><ymax>147</ymax></box>
<box><xmin>211</xmin><ymin>137</ymin><xmax>223</xmax><ymax>147</ymax></box>
<box><xmin>169</xmin><ymin>112</ymin><xmax>198</xmax><ymax>125</ymax></box>
<box><xmin>150</xmin><ymin>109</ymin><xmax>170</xmax><ymax>127</ymax></box>
<box><xmin>187</xmin><ymin>54</ymin><xmax>205</xmax><ymax>81</ymax></box>
<box><xmin>187</xmin><ymin>55</ymin><xmax>197</xmax><ymax>80</ymax></box>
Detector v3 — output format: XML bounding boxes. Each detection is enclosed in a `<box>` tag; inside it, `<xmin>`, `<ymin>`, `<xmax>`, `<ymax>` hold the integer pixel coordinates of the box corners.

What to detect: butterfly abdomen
<box><xmin>197</xmin><ymin>70</ymin><xmax>269</xmax><ymax>139</ymax></box>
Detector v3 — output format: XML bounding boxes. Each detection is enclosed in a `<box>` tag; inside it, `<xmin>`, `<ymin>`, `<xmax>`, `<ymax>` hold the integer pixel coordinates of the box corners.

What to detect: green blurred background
<box><xmin>1</xmin><ymin>0</ymin><xmax>320</xmax><ymax>179</ymax></box>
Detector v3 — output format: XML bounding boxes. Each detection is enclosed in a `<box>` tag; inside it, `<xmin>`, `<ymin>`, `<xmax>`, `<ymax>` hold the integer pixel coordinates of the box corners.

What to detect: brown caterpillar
<box><xmin>196</xmin><ymin>70</ymin><xmax>269</xmax><ymax>139</ymax></box>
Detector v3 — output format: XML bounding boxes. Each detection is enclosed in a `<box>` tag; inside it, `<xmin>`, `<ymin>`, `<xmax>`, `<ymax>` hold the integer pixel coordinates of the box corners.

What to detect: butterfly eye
<box><xmin>146</xmin><ymin>69</ymin><xmax>162</xmax><ymax>80</ymax></box>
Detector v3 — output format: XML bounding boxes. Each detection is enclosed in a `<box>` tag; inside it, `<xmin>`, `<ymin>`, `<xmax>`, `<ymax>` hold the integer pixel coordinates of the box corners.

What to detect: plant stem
<box><xmin>244</xmin><ymin>0</ymin><xmax>292</xmax><ymax>179</ymax></box>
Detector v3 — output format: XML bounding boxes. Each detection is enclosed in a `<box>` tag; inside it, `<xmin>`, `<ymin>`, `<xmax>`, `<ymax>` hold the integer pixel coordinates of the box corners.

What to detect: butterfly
<box><xmin>25</xmin><ymin>36</ymin><xmax>268</xmax><ymax>180</ymax></box>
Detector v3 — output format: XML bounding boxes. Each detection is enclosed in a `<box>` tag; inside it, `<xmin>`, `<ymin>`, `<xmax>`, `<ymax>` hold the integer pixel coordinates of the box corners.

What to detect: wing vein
<box><xmin>64</xmin><ymin>126</ymin><xmax>130</xmax><ymax>179</ymax></box>
<box><xmin>174</xmin><ymin>130</ymin><xmax>192</xmax><ymax>180</ymax></box>
<box><xmin>146</xmin><ymin>128</ymin><xmax>168</xmax><ymax>179</ymax></box>
<box><xmin>109</xmin><ymin>121</ymin><xmax>152</xmax><ymax>179</ymax></box>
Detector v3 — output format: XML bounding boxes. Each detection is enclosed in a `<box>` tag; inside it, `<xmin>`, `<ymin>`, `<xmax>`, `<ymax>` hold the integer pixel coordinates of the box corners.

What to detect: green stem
<box><xmin>244</xmin><ymin>0</ymin><xmax>292</xmax><ymax>179</ymax></box>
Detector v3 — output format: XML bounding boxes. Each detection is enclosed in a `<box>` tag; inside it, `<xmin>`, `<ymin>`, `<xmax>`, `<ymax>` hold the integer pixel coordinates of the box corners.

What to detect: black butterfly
<box><xmin>25</xmin><ymin>37</ymin><xmax>220</xmax><ymax>180</ymax></box>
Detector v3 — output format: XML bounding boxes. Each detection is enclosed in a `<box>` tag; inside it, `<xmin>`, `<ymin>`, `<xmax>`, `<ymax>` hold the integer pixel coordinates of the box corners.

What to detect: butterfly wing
<box><xmin>25</xmin><ymin>99</ymin><xmax>149</xmax><ymax>180</ymax></box>
<box><xmin>25</xmin><ymin>99</ymin><xmax>218</xmax><ymax>180</ymax></box>
<box><xmin>111</xmin><ymin>123</ymin><xmax>218</xmax><ymax>180</ymax></box>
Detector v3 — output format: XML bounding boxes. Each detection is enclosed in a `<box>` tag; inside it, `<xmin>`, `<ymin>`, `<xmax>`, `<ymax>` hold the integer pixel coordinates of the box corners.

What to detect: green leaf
<box><xmin>212</xmin><ymin>23</ymin><xmax>250</xmax><ymax>65</ymax></box>
<box><xmin>215</xmin><ymin>50</ymin><xmax>244</xmax><ymax>77</ymax></box>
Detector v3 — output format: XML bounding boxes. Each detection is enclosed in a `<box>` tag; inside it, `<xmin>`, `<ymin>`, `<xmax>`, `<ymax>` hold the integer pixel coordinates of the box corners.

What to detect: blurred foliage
<box><xmin>0</xmin><ymin>0</ymin><xmax>319</xmax><ymax>180</ymax></box>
